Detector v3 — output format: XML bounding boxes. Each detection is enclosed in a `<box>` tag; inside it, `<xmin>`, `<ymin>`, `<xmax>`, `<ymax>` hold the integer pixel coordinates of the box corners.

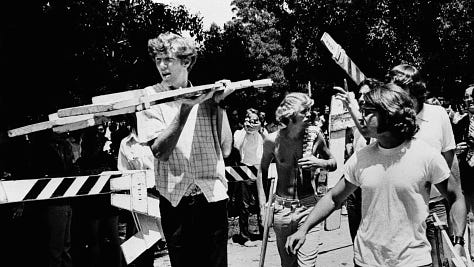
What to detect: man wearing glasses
<box><xmin>286</xmin><ymin>84</ymin><xmax>466</xmax><ymax>267</ymax></box>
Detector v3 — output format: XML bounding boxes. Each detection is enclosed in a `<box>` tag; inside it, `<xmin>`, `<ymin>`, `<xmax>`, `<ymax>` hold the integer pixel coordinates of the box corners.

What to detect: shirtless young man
<box><xmin>256</xmin><ymin>92</ymin><xmax>337</xmax><ymax>267</ymax></box>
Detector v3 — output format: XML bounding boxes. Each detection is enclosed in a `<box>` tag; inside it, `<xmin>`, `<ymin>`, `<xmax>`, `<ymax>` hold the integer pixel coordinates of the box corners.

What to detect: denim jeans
<box><xmin>425</xmin><ymin>199</ymin><xmax>449</xmax><ymax>267</ymax></box>
<box><xmin>159</xmin><ymin>194</ymin><xmax>228</xmax><ymax>267</ymax></box>
<box><xmin>235</xmin><ymin>179</ymin><xmax>262</xmax><ymax>241</ymax></box>
<box><xmin>47</xmin><ymin>204</ymin><xmax>73</xmax><ymax>267</ymax></box>
<box><xmin>273</xmin><ymin>195</ymin><xmax>321</xmax><ymax>267</ymax></box>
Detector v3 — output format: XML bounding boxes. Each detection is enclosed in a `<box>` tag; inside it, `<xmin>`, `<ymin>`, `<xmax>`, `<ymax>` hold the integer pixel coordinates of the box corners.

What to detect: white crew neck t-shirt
<box><xmin>344</xmin><ymin>139</ymin><xmax>450</xmax><ymax>267</ymax></box>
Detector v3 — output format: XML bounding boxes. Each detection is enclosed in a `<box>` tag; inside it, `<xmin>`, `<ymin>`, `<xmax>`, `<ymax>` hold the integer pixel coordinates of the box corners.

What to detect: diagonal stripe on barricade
<box><xmin>226</xmin><ymin>167</ymin><xmax>244</xmax><ymax>181</ymax></box>
<box><xmin>77</xmin><ymin>175</ymin><xmax>100</xmax><ymax>195</ymax></box>
<box><xmin>24</xmin><ymin>178</ymin><xmax>51</xmax><ymax>200</ymax></box>
<box><xmin>37</xmin><ymin>178</ymin><xmax>63</xmax><ymax>200</ymax></box>
<box><xmin>234</xmin><ymin>166</ymin><xmax>253</xmax><ymax>181</ymax></box>
<box><xmin>321</xmin><ymin>32</ymin><xmax>366</xmax><ymax>85</ymax></box>
<box><xmin>90</xmin><ymin>174</ymin><xmax>111</xmax><ymax>195</ymax></box>
<box><xmin>51</xmin><ymin>178</ymin><xmax>75</xmax><ymax>198</ymax></box>
<box><xmin>63</xmin><ymin>176</ymin><xmax>88</xmax><ymax>197</ymax></box>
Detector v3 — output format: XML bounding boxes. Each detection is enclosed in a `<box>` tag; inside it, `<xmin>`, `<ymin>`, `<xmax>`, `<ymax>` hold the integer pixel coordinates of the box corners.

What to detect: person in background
<box><xmin>75</xmin><ymin>125</ymin><xmax>122</xmax><ymax>267</ymax></box>
<box><xmin>232</xmin><ymin>108</ymin><xmax>267</xmax><ymax>247</ymax></box>
<box><xmin>136</xmin><ymin>32</ymin><xmax>234</xmax><ymax>267</ymax></box>
<box><xmin>259</xmin><ymin>111</ymin><xmax>268</xmax><ymax>130</ymax></box>
<box><xmin>224</xmin><ymin>108</ymin><xmax>242</xmax><ymax>167</ymax></box>
<box><xmin>334</xmin><ymin>78</ymin><xmax>383</xmax><ymax>241</ymax></box>
<box><xmin>33</xmin><ymin>131</ymin><xmax>77</xmax><ymax>267</ymax></box>
<box><xmin>387</xmin><ymin>64</ymin><xmax>466</xmax><ymax>267</ymax></box>
<box><xmin>426</xmin><ymin>96</ymin><xmax>441</xmax><ymax>106</ymax></box>
<box><xmin>257</xmin><ymin>92</ymin><xmax>337</xmax><ymax>267</ymax></box>
<box><xmin>117</xmin><ymin>114</ymin><xmax>166</xmax><ymax>266</ymax></box>
<box><xmin>455</xmin><ymin>85</ymin><xmax>474</xmax><ymax>221</ymax></box>
<box><xmin>286</xmin><ymin>84</ymin><xmax>467</xmax><ymax>267</ymax></box>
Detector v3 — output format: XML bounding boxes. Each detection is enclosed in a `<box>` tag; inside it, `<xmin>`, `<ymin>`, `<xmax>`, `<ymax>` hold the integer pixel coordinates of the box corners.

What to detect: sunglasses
<box><xmin>360</xmin><ymin>106</ymin><xmax>377</xmax><ymax>116</ymax></box>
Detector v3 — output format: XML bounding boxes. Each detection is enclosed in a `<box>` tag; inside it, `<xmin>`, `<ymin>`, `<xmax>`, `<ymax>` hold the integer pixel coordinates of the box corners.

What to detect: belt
<box><xmin>274</xmin><ymin>194</ymin><xmax>317</xmax><ymax>209</ymax></box>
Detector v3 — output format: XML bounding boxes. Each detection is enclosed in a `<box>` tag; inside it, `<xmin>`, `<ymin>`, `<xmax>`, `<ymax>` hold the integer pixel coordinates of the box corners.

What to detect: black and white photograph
<box><xmin>1</xmin><ymin>0</ymin><xmax>473</xmax><ymax>266</ymax></box>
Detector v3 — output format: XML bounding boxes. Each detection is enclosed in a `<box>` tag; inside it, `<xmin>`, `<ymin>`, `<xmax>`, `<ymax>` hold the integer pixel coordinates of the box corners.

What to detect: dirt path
<box><xmin>154</xmin><ymin>214</ymin><xmax>355</xmax><ymax>267</ymax></box>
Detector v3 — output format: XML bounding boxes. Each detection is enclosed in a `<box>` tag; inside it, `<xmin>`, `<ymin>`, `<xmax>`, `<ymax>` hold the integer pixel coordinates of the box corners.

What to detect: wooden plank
<box><xmin>464</xmin><ymin>224</ymin><xmax>473</xmax><ymax>267</ymax></box>
<box><xmin>57</xmin><ymin>103</ymin><xmax>115</xmax><ymax>117</ymax></box>
<box><xmin>110</xmin><ymin>194</ymin><xmax>159</xmax><ymax>218</ymax></box>
<box><xmin>328</xmin><ymin>95</ymin><xmax>348</xmax><ymax>188</ymax></box>
<box><xmin>433</xmin><ymin>213</ymin><xmax>467</xmax><ymax>267</ymax></box>
<box><xmin>8</xmin><ymin>121</ymin><xmax>53</xmax><ymax>137</ymax></box>
<box><xmin>121</xmin><ymin>213</ymin><xmax>162</xmax><ymax>264</ymax></box>
<box><xmin>8</xmin><ymin>113</ymin><xmax>108</xmax><ymax>137</ymax></box>
<box><xmin>8</xmin><ymin>79</ymin><xmax>273</xmax><ymax>137</ymax></box>
<box><xmin>320</xmin><ymin>32</ymin><xmax>366</xmax><ymax>85</ymax></box>
<box><xmin>53</xmin><ymin>116</ymin><xmax>109</xmax><ymax>133</ymax></box>
<box><xmin>259</xmin><ymin>179</ymin><xmax>276</xmax><ymax>267</ymax></box>
<box><xmin>57</xmin><ymin>79</ymin><xmax>272</xmax><ymax>118</ymax></box>
<box><xmin>109</xmin><ymin>170</ymin><xmax>155</xmax><ymax>191</ymax></box>
<box><xmin>92</xmin><ymin>88</ymin><xmax>144</xmax><ymax>104</ymax></box>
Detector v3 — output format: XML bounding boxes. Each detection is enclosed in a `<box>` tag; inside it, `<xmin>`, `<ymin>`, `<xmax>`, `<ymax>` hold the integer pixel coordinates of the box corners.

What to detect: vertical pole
<box><xmin>307</xmin><ymin>81</ymin><xmax>311</xmax><ymax>97</ymax></box>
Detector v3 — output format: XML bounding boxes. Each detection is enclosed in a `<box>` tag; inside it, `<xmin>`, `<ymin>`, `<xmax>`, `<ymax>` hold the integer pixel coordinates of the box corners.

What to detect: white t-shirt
<box><xmin>415</xmin><ymin>103</ymin><xmax>456</xmax><ymax>202</ymax></box>
<box><xmin>344</xmin><ymin>139</ymin><xmax>450</xmax><ymax>267</ymax></box>
<box><xmin>233</xmin><ymin>128</ymin><xmax>265</xmax><ymax>166</ymax></box>
<box><xmin>415</xmin><ymin>103</ymin><xmax>456</xmax><ymax>153</ymax></box>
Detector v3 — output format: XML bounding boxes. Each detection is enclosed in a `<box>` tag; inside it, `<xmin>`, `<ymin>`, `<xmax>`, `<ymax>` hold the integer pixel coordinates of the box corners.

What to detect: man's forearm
<box><xmin>300</xmin><ymin>192</ymin><xmax>338</xmax><ymax>234</ymax></box>
<box><xmin>150</xmin><ymin>104</ymin><xmax>192</xmax><ymax>161</ymax></box>
<box><xmin>449</xmin><ymin>195</ymin><xmax>467</xmax><ymax>237</ymax></box>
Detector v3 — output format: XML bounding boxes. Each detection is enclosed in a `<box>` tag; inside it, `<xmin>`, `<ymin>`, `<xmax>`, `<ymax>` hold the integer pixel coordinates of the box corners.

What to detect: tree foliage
<box><xmin>1</xmin><ymin>0</ymin><xmax>203</xmax><ymax>129</ymax></box>
<box><xmin>1</xmin><ymin>0</ymin><xmax>473</xmax><ymax>130</ymax></box>
<box><xmin>200</xmin><ymin>0</ymin><xmax>473</xmax><ymax>114</ymax></box>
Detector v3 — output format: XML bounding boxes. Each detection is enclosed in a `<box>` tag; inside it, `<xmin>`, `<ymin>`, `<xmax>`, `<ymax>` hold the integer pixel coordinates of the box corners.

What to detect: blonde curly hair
<box><xmin>275</xmin><ymin>92</ymin><xmax>314</xmax><ymax>126</ymax></box>
<box><xmin>148</xmin><ymin>32</ymin><xmax>197</xmax><ymax>71</ymax></box>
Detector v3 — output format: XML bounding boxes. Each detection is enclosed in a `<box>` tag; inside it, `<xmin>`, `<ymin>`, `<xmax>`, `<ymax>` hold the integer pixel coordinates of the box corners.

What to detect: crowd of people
<box><xmin>1</xmin><ymin>31</ymin><xmax>474</xmax><ymax>267</ymax></box>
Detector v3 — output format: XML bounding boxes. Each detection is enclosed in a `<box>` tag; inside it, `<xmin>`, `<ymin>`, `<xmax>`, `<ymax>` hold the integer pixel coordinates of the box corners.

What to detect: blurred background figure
<box><xmin>74</xmin><ymin>124</ymin><xmax>122</xmax><ymax>267</ymax></box>
<box><xmin>232</xmin><ymin>108</ymin><xmax>267</xmax><ymax>247</ymax></box>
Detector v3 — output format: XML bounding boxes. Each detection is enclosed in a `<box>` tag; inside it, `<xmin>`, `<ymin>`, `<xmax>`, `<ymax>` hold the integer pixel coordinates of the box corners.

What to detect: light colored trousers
<box><xmin>273</xmin><ymin>195</ymin><xmax>321</xmax><ymax>267</ymax></box>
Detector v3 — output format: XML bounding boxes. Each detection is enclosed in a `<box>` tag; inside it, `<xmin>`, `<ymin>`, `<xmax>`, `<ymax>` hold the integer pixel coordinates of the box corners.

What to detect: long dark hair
<box><xmin>364</xmin><ymin>83</ymin><xmax>419</xmax><ymax>140</ymax></box>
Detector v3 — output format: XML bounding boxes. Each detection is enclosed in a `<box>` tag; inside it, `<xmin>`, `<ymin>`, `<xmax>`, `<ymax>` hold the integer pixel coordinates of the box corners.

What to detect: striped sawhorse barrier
<box><xmin>320</xmin><ymin>32</ymin><xmax>366</xmax><ymax>85</ymax></box>
<box><xmin>0</xmin><ymin>169</ymin><xmax>161</xmax><ymax>265</ymax></box>
<box><xmin>0</xmin><ymin>170</ymin><xmax>156</xmax><ymax>216</ymax></box>
<box><xmin>225</xmin><ymin>163</ymin><xmax>277</xmax><ymax>182</ymax></box>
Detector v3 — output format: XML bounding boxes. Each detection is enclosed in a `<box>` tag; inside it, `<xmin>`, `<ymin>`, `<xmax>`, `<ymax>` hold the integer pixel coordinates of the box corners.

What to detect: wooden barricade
<box><xmin>433</xmin><ymin>213</ymin><xmax>469</xmax><ymax>267</ymax></box>
<box><xmin>8</xmin><ymin>79</ymin><xmax>273</xmax><ymax>137</ymax></box>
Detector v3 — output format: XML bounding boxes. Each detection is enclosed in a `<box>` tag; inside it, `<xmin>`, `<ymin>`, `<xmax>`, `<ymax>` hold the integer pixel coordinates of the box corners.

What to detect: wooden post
<box><xmin>433</xmin><ymin>213</ymin><xmax>467</xmax><ymax>267</ymax></box>
<box><xmin>259</xmin><ymin>178</ymin><xmax>276</xmax><ymax>267</ymax></box>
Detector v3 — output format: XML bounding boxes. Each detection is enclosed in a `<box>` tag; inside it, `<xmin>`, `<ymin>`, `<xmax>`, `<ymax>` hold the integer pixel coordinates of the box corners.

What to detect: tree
<box><xmin>0</xmin><ymin>0</ymin><xmax>203</xmax><ymax>129</ymax></box>
<box><xmin>224</xmin><ymin>0</ymin><xmax>473</xmax><ymax>106</ymax></box>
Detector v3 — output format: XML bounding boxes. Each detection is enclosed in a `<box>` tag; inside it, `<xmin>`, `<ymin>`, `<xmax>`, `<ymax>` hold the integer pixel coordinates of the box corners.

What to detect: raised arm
<box><xmin>149</xmin><ymin>90</ymin><xmax>215</xmax><ymax>161</ymax></box>
<box><xmin>334</xmin><ymin>86</ymin><xmax>365</xmax><ymax>135</ymax></box>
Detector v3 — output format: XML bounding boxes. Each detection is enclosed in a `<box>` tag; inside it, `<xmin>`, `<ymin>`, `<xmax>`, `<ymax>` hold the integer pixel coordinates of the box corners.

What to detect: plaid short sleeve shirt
<box><xmin>136</xmin><ymin>83</ymin><xmax>228</xmax><ymax>207</ymax></box>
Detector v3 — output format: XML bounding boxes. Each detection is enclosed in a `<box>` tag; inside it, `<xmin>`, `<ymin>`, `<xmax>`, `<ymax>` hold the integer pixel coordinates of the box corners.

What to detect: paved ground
<box><xmin>153</xmin><ymin>211</ymin><xmax>474</xmax><ymax>267</ymax></box>
<box><xmin>154</xmin><ymin>211</ymin><xmax>355</xmax><ymax>267</ymax></box>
